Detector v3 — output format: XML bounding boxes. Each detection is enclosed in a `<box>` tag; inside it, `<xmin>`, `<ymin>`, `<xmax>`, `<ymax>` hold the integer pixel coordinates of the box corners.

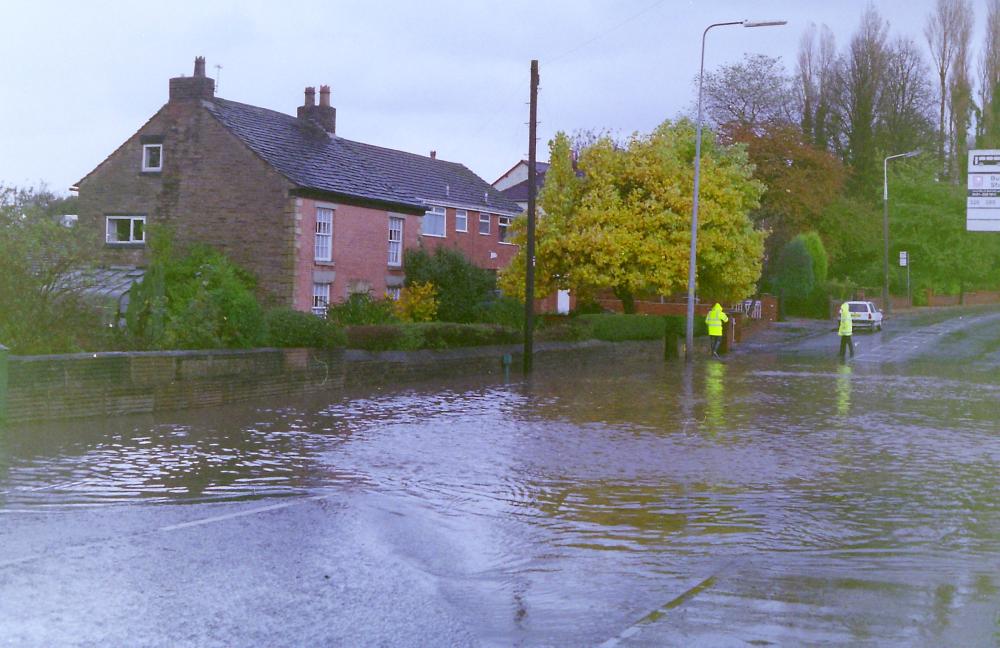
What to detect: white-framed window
<box><xmin>479</xmin><ymin>212</ymin><xmax>491</xmax><ymax>235</ymax></box>
<box><xmin>388</xmin><ymin>216</ymin><xmax>404</xmax><ymax>266</ymax></box>
<box><xmin>455</xmin><ymin>209</ymin><xmax>468</xmax><ymax>232</ymax></box>
<box><xmin>315</xmin><ymin>207</ymin><xmax>333</xmax><ymax>262</ymax></box>
<box><xmin>142</xmin><ymin>144</ymin><xmax>162</xmax><ymax>172</ymax></box>
<box><xmin>498</xmin><ymin>215</ymin><xmax>513</xmax><ymax>243</ymax></box>
<box><xmin>422</xmin><ymin>205</ymin><xmax>446</xmax><ymax>237</ymax></box>
<box><xmin>105</xmin><ymin>215</ymin><xmax>145</xmax><ymax>244</ymax></box>
<box><xmin>312</xmin><ymin>282</ymin><xmax>331</xmax><ymax>316</ymax></box>
<box><xmin>386</xmin><ymin>286</ymin><xmax>401</xmax><ymax>301</ymax></box>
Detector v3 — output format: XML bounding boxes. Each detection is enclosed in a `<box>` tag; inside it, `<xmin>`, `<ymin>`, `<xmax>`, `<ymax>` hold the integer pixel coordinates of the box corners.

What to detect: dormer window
<box><xmin>142</xmin><ymin>144</ymin><xmax>163</xmax><ymax>172</ymax></box>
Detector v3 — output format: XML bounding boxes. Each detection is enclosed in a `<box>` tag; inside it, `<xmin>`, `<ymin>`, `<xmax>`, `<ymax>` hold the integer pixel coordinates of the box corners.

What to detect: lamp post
<box><xmin>686</xmin><ymin>18</ymin><xmax>787</xmax><ymax>362</ymax></box>
<box><xmin>882</xmin><ymin>150</ymin><xmax>920</xmax><ymax>317</ymax></box>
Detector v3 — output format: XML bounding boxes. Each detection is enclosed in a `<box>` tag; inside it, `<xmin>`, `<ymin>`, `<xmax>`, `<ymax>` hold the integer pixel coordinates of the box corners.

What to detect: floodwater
<box><xmin>2</xmin><ymin>315</ymin><xmax>1000</xmax><ymax>646</ymax></box>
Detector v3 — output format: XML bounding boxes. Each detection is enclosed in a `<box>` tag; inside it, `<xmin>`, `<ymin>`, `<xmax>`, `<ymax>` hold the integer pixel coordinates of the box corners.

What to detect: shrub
<box><xmin>326</xmin><ymin>293</ymin><xmax>397</xmax><ymax>326</ymax></box>
<box><xmin>345</xmin><ymin>322</ymin><xmax>519</xmax><ymax>351</ymax></box>
<box><xmin>535</xmin><ymin>316</ymin><xmax>589</xmax><ymax>342</ymax></box>
<box><xmin>404</xmin><ymin>247</ymin><xmax>496</xmax><ymax>322</ymax></box>
<box><xmin>345</xmin><ymin>325</ymin><xmax>411</xmax><ymax>351</ymax></box>
<box><xmin>476</xmin><ymin>295</ymin><xmax>525</xmax><ymax>329</ymax></box>
<box><xmin>126</xmin><ymin>234</ymin><xmax>265</xmax><ymax>350</ymax></box>
<box><xmin>394</xmin><ymin>281</ymin><xmax>438</xmax><ymax>322</ymax></box>
<box><xmin>418</xmin><ymin>322</ymin><xmax>519</xmax><ymax>348</ymax></box>
<box><xmin>263</xmin><ymin>308</ymin><xmax>346</xmax><ymax>348</ymax></box>
<box><xmin>0</xmin><ymin>184</ymin><xmax>100</xmax><ymax>354</ymax></box>
<box><xmin>577</xmin><ymin>314</ymin><xmax>699</xmax><ymax>341</ymax></box>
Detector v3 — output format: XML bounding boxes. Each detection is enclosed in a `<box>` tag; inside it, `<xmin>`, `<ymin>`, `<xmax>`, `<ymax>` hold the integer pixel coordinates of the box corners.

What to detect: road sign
<box><xmin>899</xmin><ymin>251</ymin><xmax>908</xmax><ymax>266</ymax></box>
<box><xmin>968</xmin><ymin>150</ymin><xmax>1000</xmax><ymax>231</ymax></box>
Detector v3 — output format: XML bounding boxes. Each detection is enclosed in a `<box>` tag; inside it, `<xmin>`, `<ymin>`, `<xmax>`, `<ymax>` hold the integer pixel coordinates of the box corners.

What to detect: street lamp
<box><xmin>882</xmin><ymin>150</ymin><xmax>920</xmax><ymax>317</ymax></box>
<box><xmin>686</xmin><ymin>18</ymin><xmax>787</xmax><ymax>362</ymax></box>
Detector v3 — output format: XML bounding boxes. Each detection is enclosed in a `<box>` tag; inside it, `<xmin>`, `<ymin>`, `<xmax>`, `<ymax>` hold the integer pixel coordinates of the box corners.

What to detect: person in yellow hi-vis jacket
<box><xmin>705</xmin><ymin>303</ymin><xmax>729</xmax><ymax>359</ymax></box>
<box><xmin>838</xmin><ymin>301</ymin><xmax>855</xmax><ymax>360</ymax></box>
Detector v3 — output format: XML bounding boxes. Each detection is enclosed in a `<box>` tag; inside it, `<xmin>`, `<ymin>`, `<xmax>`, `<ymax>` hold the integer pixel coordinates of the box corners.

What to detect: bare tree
<box><xmin>977</xmin><ymin>0</ymin><xmax>1000</xmax><ymax>146</ymax></box>
<box><xmin>701</xmin><ymin>53</ymin><xmax>796</xmax><ymax>135</ymax></box>
<box><xmin>925</xmin><ymin>0</ymin><xmax>971</xmax><ymax>165</ymax></box>
<box><xmin>878</xmin><ymin>36</ymin><xmax>936</xmax><ymax>153</ymax></box>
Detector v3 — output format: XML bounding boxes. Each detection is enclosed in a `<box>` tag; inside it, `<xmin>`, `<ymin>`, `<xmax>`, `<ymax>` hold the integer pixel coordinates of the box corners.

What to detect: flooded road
<box><xmin>2</xmin><ymin>308</ymin><xmax>1000</xmax><ymax>646</ymax></box>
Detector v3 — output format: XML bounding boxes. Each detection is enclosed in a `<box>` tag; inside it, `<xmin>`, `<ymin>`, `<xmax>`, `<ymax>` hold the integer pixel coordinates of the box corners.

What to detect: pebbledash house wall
<box><xmin>77</xmin><ymin>95</ymin><xmax>298</xmax><ymax>307</ymax></box>
<box><xmin>293</xmin><ymin>198</ymin><xmax>420</xmax><ymax>308</ymax></box>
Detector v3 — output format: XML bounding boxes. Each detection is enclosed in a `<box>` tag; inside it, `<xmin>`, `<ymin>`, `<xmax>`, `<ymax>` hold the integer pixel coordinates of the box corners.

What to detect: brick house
<box><xmin>74</xmin><ymin>57</ymin><xmax>522</xmax><ymax>315</ymax></box>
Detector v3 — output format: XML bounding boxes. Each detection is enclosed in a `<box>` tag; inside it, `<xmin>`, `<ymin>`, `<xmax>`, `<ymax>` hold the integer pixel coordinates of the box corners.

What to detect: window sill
<box><xmin>421</xmin><ymin>233</ymin><xmax>446</xmax><ymax>238</ymax></box>
<box><xmin>105</xmin><ymin>242</ymin><xmax>146</xmax><ymax>249</ymax></box>
<box><xmin>139</xmin><ymin>170</ymin><xmax>162</xmax><ymax>176</ymax></box>
<box><xmin>314</xmin><ymin>260</ymin><xmax>336</xmax><ymax>267</ymax></box>
<box><xmin>498</xmin><ymin>241</ymin><xmax>517</xmax><ymax>246</ymax></box>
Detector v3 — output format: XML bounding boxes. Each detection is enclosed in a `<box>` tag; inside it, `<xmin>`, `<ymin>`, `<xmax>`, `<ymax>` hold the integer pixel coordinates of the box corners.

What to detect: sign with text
<box><xmin>899</xmin><ymin>251</ymin><xmax>908</xmax><ymax>267</ymax></box>
<box><xmin>968</xmin><ymin>150</ymin><xmax>1000</xmax><ymax>231</ymax></box>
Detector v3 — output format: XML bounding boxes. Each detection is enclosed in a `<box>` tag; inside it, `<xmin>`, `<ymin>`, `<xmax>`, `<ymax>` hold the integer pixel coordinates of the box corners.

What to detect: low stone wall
<box><xmin>5</xmin><ymin>348</ymin><xmax>343</xmax><ymax>423</ymax></box>
<box><xmin>2</xmin><ymin>340</ymin><xmax>652</xmax><ymax>424</ymax></box>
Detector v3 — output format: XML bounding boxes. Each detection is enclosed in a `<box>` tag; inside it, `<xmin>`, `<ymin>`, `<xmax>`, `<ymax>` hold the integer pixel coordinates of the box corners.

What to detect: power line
<box><xmin>543</xmin><ymin>0</ymin><xmax>668</xmax><ymax>64</ymax></box>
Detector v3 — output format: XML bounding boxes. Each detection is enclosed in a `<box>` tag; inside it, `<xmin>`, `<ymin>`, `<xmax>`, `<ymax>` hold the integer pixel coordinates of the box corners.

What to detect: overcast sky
<box><xmin>1</xmin><ymin>0</ymin><xmax>993</xmax><ymax>196</ymax></box>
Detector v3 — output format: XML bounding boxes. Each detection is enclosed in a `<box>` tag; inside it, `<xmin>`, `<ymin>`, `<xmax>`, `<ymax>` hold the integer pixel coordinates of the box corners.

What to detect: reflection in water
<box><xmin>704</xmin><ymin>360</ymin><xmax>726</xmax><ymax>432</ymax></box>
<box><xmin>837</xmin><ymin>364</ymin><xmax>852</xmax><ymax>416</ymax></box>
<box><xmin>2</xmin><ymin>346</ymin><xmax>1000</xmax><ymax>644</ymax></box>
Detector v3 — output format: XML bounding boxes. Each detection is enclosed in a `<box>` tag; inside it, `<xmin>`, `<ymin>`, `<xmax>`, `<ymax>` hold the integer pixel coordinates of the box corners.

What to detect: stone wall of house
<box><xmin>76</xmin><ymin>98</ymin><xmax>298</xmax><ymax>307</ymax></box>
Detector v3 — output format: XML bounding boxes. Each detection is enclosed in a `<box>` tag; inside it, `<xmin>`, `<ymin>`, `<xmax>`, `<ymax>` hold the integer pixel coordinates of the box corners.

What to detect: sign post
<box><xmin>899</xmin><ymin>251</ymin><xmax>910</xmax><ymax>307</ymax></box>
<box><xmin>967</xmin><ymin>150</ymin><xmax>1000</xmax><ymax>231</ymax></box>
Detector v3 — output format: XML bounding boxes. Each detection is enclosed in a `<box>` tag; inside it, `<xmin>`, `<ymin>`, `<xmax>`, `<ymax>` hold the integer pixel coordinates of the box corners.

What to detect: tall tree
<box><xmin>701</xmin><ymin>54</ymin><xmax>796</xmax><ymax>136</ymax></box>
<box><xmin>797</xmin><ymin>24</ymin><xmax>839</xmax><ymax>150</ymax></box>
<box><xmin>726</xmin><ymin>123</ymin><xmax>846</xmax><ymax>270</ymax></box>
<box><xmin>948</xmin><ymin>2</ymin><xmax>975</xmax><ymax>182</ymax></box>
<box><xmin>925</xmin><ymin>0</ymin><xmax>970</xmax><ymax>167</ymax></box>
<box><xmin>499</xmin><ymin>122</ymin><xmax>766</xmax><ymax>309</ymax></box>
<box><xmin>838</xmin><ymin>5</ymin><xmax>890</xmax><ymax>191</ymax></box>
<box><xmin>977</xmin><ymin>0</ymin><xmax>1000</xmax><ymax>146</ymax></box>
<box><xmin>877</xmin><ymin>36</ymin><xmax>936</xmax><ymax>154</ymax></box>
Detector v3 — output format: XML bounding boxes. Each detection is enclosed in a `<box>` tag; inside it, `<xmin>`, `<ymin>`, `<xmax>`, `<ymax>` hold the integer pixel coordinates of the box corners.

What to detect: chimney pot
<box><xmin>430</xmin><ymin>150</ymin><xmax>436</xmax><ymax>159</ymax></box>
<box><xmin>304</xmin><ymin>86</ymin><xmax>315</xmax><ymax>107</ymax></box>
<box><xmin>170</xmin><ymin>56</ymin><xmax>215</xmax><ymax>102</ymax></box>
<box><xmin>319</xmin><ymin>85</ymin><xmax>331</xmax><ymax>107</ymax></box>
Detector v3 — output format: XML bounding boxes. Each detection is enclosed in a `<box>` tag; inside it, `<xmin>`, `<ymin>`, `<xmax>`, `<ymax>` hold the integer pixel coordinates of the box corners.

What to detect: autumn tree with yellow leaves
<box><xmin>499</xmin><ymin>120</ymin><xmax>766</xmax><ymax>312</ymax></box>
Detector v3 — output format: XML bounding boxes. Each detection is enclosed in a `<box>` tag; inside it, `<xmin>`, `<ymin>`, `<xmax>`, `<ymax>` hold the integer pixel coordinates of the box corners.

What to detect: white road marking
<box><xmin>159</xmin><ymin>495</ymin><xmax>330</xmax><ymax>532</ymax></box>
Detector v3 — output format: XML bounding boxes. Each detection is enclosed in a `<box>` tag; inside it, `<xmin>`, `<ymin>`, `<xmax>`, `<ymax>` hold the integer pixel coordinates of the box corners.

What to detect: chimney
<box><xmin>297</xmin><ymin>84</ymin><xmax>337</xmax><ymax>134</ymax></box>
<box><xmin>169</xmin><ymin>56</ymin><xmax>215</xmax><ymax>102</ymax></box>
<box><xmin>430</xmin><ymin>150</ymin><xmax>436</xmax><ymax>159</ymax></box>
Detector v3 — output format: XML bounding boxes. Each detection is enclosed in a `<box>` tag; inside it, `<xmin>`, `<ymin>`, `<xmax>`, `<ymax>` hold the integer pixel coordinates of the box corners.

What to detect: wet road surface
<box><xmin>2</xmin><ymin>307</ymin><xmax>1000</xmax><ymax>646</ymax></box>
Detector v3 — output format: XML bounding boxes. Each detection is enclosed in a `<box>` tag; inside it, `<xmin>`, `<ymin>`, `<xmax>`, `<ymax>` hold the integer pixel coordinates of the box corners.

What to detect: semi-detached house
<box><xmin>75</xmin><ymin>57</ymin><xmax>522</xmax><ymax>316</ymax></box>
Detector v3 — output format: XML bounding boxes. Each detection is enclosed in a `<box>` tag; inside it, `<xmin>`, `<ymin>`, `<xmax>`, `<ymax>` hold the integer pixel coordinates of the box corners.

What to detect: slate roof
<box><xmin>205</xmin><ymin>98</ymin><xmax>521</xmax><ymax>214</ymax></box>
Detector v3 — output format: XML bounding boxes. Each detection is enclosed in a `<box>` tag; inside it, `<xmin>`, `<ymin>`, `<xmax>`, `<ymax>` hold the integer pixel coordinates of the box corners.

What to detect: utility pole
<box><xmin>523</xmin><ymin>60</ymin><xmax>539</xmax><ymax>374</ymax></box>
